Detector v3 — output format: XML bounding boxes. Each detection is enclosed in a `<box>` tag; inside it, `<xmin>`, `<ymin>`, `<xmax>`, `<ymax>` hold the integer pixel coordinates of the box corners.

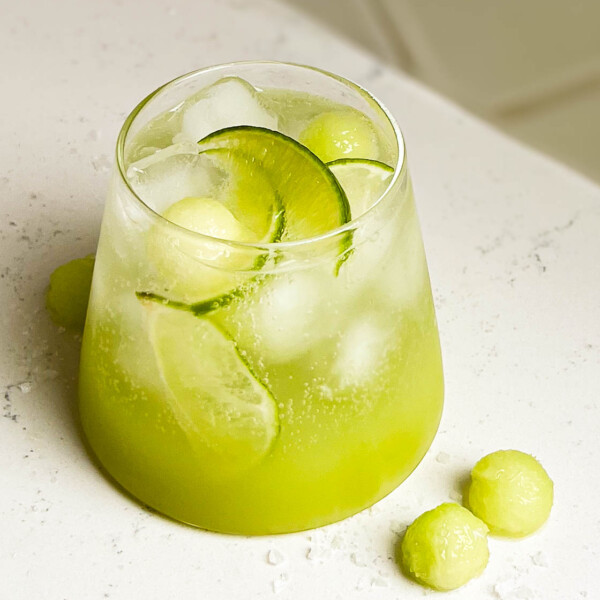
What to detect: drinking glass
<box><xmin>79</xmin><ymin>62</ymin><xmax>444</xmax><ymax>534</ymax></box>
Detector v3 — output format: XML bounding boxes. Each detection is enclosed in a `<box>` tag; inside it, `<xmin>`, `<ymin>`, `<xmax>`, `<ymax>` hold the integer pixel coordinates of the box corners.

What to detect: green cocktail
<box><xmin>79</xmin><ymin>62</ymin><xmax>443</xmax><ymax>534</ymax></box>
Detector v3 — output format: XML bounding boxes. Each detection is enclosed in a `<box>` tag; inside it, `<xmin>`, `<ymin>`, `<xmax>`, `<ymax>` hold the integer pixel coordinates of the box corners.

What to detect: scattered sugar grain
<box><xmin>370</xmin><ymin>576</ymin><xmax>389</xmax><ymax>587</ymax></box>
<box><xmin>266</xmin><ymin>549</ymin><xmax>285</xmax><ymax>566</ymax></box>
<box><xmin>271</xmin><ymin>572</ymin><xmax>288</xmax><ymax>594</ymax></box>
<box><xmin>435</xmin><ymin>451</ymin><xmax>451</xmax><ymax>464</ymax></box>
<box><xmin>350</xmin><ymin>551</ymin><xmax>368</xmax><ymax>567</ymax></box>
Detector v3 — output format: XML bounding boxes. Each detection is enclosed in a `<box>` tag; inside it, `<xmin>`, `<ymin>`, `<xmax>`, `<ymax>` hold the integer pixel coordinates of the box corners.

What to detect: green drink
<box><xmin>79</xmin><ymin>62</ymin><xmax>443</xmax><ymax>534</ymax></box>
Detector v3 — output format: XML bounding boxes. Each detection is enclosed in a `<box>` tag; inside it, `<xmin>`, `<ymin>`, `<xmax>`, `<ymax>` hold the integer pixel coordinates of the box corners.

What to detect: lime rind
<box><xmin>136</xmin><ymin>284</ymin><xmax>249</xmax><ymax>317</ymax></box>
<box><xmin>326</xmin><ymin>157</ymin><xmax>394</xmax><ymax>172</ymax></box>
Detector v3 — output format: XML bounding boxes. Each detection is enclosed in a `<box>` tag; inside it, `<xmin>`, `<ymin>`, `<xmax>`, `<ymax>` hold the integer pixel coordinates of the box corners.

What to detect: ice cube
<box><xmin>333</xmin><ymin>314</ymin><xmax>391</xmax><ymax>388</ymax></box>
<box><xmin>246</xmin><ymin>271</ymin><xmax>327</xmax><ymax>364</ymax></box>
<box><xmin>126</xmin><ymin>141</ymin><xmax>199</xmax><ymax>176</ymax></box>
<box><xmin>341</xmin><ymin>219</ymin><xmax>394</xmax><ymax>288</ymax></box>
<box><xmin>128</xmin><ymin>152</ymin><xmax>217</xmax><ymax>214</ymax></box>
<box><xmin>174</xmin><ymin>77</ymin><xmax>278</xmax><ymax>144</ymax></box>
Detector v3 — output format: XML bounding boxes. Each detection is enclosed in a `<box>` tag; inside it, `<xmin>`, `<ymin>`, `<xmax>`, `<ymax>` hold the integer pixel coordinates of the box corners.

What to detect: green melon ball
<box><xmin>46</xmin><ymin>254</ymin><xmax>95</xmax><ymax>331</ymax></box>
<box><xmin>299</xmin><ymin>109</ymin><xmax>379</xmax><ymax>163</ymax></box>
<box><xmin>148</xmin><ymin>196</ymin><xmax>255</xmax><ymax>302</ymax></box>
<box><xmin>468</xmin><ymin>450</ymin><xmax>553</xmax><ymax>537</ymax></box>
<box><xmin>400</xmin><ymin>503</ymin><xmax>489</xmax><ymax>591</ymax></box>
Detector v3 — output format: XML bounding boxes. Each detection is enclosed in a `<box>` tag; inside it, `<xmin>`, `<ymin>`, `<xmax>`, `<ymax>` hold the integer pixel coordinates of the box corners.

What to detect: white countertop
<box><xmin>1</xmin><ymin>0</ymin><xmax>599</xmax><ymax>598</ymax></box>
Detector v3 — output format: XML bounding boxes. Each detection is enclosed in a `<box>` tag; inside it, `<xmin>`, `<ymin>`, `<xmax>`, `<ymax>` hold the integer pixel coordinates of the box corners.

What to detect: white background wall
<box><xmin>281</xmin><ymin>0</ymin><xmax>600</xmax><ymax>183</ymax></box>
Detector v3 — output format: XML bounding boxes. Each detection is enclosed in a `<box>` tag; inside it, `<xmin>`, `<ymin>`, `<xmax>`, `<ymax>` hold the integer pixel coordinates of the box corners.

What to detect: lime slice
<box><xmin>201</xmin><ymin>147</ymin><xmax>283</xmax><ymax>242</ymax></box>
<box><xmin>197</xmin><ymin>126</ymin><xmax>351</xmax><ymax>241</ymax></box>
<box><xmin>327</xmin><ymin>159</ymin><xmax>394</xmax><ymax>275</ymax></box>
<box><xmin>149</xmin><ymin>305</ymin><xmax>279</xmax><ymax>472</ymax></box>
<box><xmin>327</xmin><ymin>158</ymin><xmax>393</xmax><ymax>218</ymax></box>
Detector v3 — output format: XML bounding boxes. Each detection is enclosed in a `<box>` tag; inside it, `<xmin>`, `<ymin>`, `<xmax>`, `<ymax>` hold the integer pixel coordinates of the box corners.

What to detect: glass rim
<box><xmin>116</xmin><ymin>60</ymin><xmax>407</xmax><ymax>250</ymax></box>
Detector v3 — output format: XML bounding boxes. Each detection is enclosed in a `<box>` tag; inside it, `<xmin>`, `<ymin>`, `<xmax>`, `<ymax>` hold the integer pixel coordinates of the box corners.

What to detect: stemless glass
<box><xmin>79</xmin><ymin>62</ymin><xmax>444</xmax><ymax>535</ymax></box>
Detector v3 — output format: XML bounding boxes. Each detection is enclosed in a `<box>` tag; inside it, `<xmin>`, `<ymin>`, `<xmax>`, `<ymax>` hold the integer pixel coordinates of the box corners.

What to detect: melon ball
<box><xmin>46</xmin><ymin>255</ymin><xmax>95</xmax><ymax>331</ymax></box>
<box><xmin>468</xmin><ymin>450</ymin><xmax>553</xmax><ymax>537</ymax></box>
<box><xmin>400</xmin><ymin>503</ymin><xmax>489</xmax><ymax>591</ymax></box>
<box><xmin>148</xmin><ymin>196</ymin><xmax>255</xmax><ymax>302</ymax></box>
<box><xmin>299</xmin><ymin>109</ymin><xmax>379</xmax><ymax>163</ymax></box>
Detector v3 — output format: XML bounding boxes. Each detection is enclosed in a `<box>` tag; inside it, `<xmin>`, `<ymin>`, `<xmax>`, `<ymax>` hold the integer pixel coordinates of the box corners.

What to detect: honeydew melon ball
<box><xmin>148</xmin><ymin>196</ymin><xmax>255</xmax><ymax>302</ymax></box>
<box><xmin>162</xmin><ymin>196</ymin><xmax>254</xmax><ymax>241</ymax></box>
<box><xmin>299</xmin><ymin>108</ymin><xmax>379</xmax><ymax>163</ymax></box>
<box><xmin>468</xmin><ymin>450</ymin><xmax>553</xmax><ymax>537</ymax></box>
<box><xmin>400</xmin><ymin>503</ymin><xmax>489</xmax><ymax>591</ymax></box>
<box><xmin>46</xmin><ymin>255</ymin><xmax>95</xmax><ymax>331</ymax></box>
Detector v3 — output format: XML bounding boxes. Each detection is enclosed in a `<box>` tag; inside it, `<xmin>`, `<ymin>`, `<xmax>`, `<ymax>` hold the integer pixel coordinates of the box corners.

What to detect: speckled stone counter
<box><xmin>1</xmin><ymin>0</ymin><xmax>599</xmax><ymax>598</ymax></box>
